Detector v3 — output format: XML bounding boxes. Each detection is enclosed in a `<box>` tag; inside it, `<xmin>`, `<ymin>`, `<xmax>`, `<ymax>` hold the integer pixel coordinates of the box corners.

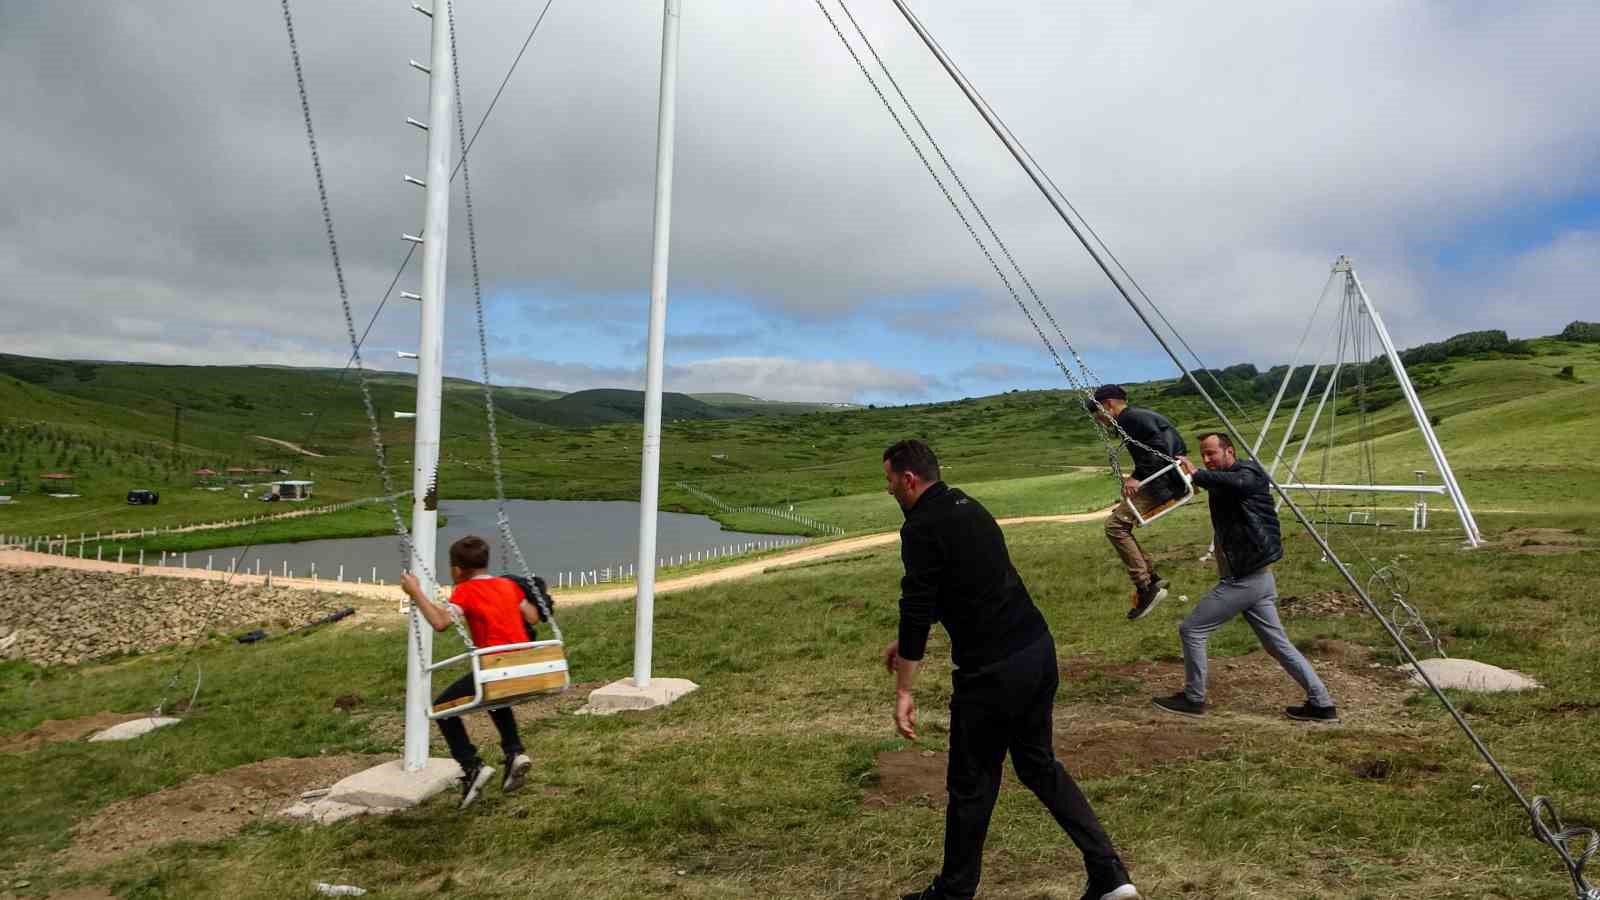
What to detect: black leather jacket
<box><xmin>1192</xmin><ymin>459</ymin><xmax>1283</xmax><ymax>578</ymax></box>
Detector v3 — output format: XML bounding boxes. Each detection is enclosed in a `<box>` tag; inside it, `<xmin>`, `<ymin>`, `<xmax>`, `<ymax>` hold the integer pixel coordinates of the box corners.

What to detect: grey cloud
<box><xmin>5</xmin><ymin>2</ymin><xmax>1600</xmax><ymax>399</ymax></box>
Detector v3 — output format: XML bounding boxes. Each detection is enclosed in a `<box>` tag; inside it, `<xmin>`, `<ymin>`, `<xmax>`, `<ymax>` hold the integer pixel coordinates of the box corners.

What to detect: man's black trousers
<box><xmin>433</xmin><ymin>673</ymin><xmax>524</xmax><ymax>768</ymax></box>
<box><xmin>939</xmin><ymin>634</ymin><xmax>1123</xmax><ymax>898</ymax></box>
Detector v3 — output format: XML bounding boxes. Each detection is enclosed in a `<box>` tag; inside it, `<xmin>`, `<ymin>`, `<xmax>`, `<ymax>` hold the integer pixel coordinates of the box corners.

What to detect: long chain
<box><xmin>448</xmin><ymin>4</ymin><xmax>561</xmax><ymax>643</ymax></box>
<box><xmin>818</xmin><ymin>0</ymin><xmax>1174</xmax><ymax>475</ymax></box>
<box><xmin>281</xmin><ymin>0</ymin><xmax>470</xmax><ymax>669</ymax></box>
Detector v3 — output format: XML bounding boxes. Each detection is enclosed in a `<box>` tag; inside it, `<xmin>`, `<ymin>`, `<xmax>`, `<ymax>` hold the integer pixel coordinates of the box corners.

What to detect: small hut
<box><xmin>38</xmin><ymin>473</ymin><xmax>76</xmax><ymax>496</ymax></box>
<box><xmin>270</xmin><ymin>479</ymin><xmax>315</xmax><ymax>501</ymax></box>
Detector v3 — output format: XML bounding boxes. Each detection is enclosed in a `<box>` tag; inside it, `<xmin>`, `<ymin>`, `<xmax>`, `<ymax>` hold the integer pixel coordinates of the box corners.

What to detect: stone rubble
<box><xmin>0</xmin><ymin>566</ymin><xmax>363</xmax><ymax>667</ymax></box>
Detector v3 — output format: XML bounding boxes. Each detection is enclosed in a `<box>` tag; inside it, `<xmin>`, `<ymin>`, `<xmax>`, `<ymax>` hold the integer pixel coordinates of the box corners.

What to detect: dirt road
<box><xmin>0</xmin><ymin>508</ymin><xmax>1114</xmax><ymax>611</ymax></box>
<box><xmin>253</xmin><ymin>435</ymin><xmax>327</xmax><ymax>458</ymax></box>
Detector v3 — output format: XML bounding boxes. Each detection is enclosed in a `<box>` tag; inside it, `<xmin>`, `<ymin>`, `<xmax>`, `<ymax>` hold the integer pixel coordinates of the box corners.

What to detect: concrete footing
<box><xmin>281</xmin><ymin>757</ymin><xmax>461</xmax><ymax>824</ymax></box>
<box><xmin>580</xmin><ymin>677</ymin><xmax>699</xmax><ymax>715</ymax></box>
<box><xmin>89</xmin><ymin>717</ymin><xmax>181</xmax><ymax>742</ymax></box>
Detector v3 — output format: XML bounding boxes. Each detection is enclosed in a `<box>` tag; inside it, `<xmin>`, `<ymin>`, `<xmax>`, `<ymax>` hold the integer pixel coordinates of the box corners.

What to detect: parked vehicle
<box><xmin>257</xmin><ymin>491</ymin><xmax>280</xmax><ymax>502</ymax></box>
<box><xmin>126</xmin><ymin>489</ymin><xmax>160</xmax><ymax>505</ymax></box>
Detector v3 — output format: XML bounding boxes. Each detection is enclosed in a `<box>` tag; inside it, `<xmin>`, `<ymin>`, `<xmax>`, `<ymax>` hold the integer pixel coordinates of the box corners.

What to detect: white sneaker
<box><xmin>1098</xmin><ymin>885</ymin><xmax>1139</xmax><ymax>900</ymax></box>
<box><xmin>502</xmin><ymin>753</ymin><xmax>532</xmax><ymax>793</ymax></box>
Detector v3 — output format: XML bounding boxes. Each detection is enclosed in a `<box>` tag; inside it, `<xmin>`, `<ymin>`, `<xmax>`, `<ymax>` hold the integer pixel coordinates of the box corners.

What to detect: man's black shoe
<box><xmin>1080</xmin><ymin>882</ymin><xmax>1140</xmax><ymax>900</ymax></box>
<box><xmin>1127</xmin><ymin>578</ymin><xmax>1169</xmax><ymax>621</ymax></box>
<box><xmin>1285</xmin><ymin>702</ymin><xmax>1340</xmax><ymax>722</ymax></box>
<box><xmin>458</xmin><ymin>761</ymin><xmax>495</xmax><ymax>810</ymax></box>
<box><xmin>1151</xmin><ymin>692</ymin><xmax>1206</xmax><ymax>717</ymax></box>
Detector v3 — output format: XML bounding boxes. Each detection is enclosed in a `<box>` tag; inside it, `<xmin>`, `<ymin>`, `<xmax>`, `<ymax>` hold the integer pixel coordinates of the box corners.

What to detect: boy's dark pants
<box><xmin>433</xmin><ymin>673</ymin><xmax>524</xmax><ymax>768</ymax></box>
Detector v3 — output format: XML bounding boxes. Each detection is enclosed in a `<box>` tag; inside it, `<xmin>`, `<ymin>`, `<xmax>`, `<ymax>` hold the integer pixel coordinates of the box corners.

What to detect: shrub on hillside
<box><xmin>1560</xmin><ymin>321</ymin><xmax>1600</xmax><ymax>343</ymax></box>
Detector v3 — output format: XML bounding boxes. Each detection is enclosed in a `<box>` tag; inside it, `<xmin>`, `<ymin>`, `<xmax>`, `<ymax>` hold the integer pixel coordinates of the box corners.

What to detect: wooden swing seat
<box><xmin>429</xmin><ymin>640</ymin><xmax>570</xmax><ymax>719</ymax></box>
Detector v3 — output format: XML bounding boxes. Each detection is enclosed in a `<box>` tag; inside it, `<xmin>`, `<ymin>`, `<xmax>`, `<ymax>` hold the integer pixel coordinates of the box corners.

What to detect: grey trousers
<box><xmin>1179</xmin><ymin>568</ymin><xmax>1333</xmax><ymax>707</ymax></box>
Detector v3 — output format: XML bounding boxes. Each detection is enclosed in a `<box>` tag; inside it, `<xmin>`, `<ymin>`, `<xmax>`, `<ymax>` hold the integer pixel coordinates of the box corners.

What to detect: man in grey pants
<box><xmin>1152</xmin><ymin>432</ymin><xmax>1339</xmax><ymax>722</ymax></box>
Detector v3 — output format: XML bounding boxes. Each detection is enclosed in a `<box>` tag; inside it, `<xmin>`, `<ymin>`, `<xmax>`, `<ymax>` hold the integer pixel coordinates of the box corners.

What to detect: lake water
<box><xmin>200</xmin><ymin>499</ymin><xmax>790</xmax><ymax>584</ymax></box>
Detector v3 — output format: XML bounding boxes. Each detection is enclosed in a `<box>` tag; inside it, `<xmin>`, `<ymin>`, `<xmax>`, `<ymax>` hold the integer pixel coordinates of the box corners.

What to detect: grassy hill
<box><xmin>3</xmin><ymin>333</ymin><xmax>1598</xmax><ymax>541</ymax></box>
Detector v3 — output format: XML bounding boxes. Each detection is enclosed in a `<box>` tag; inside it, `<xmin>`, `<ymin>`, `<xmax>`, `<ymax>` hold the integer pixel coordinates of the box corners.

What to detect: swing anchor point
<box><xmin>284</xmin><ymin>758</ymin><xmax>461</xmax><ymax>824</ymax></box>
<box><xmin>579</xmin><ymin>677</ymin><xmax>699</xmax><ymax>716</ymax></box>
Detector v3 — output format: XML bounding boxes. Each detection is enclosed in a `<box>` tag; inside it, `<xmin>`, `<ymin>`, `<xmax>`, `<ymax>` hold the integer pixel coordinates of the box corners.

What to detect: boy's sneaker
<box><xmin>1285</xmin><ymin>702</ymin><xmax>1340</xmax><ymax>723</ymax></box>
<box><xmin>1080</xmin><ymin>883</ymin><xmax>1139</xmax><ymax>900</ymax></box>
<box><xmin>1152</xmin><ymin>692</ymin><xmax>1206</xmax><ymax>717</ymax></box>
<box><xmin>899</xmin><ymin>881</ymin><xmax>947</xmax><ymax>900</ymax></box>
<box><xmin>502</xmin><ymin>753</ymin><xmax>533</xmax><ymax>793</ymax></box>
<box><xmin>1127</xmin><ymin>578</ymin><xmax>1169</xmax><ymax>621</ymax></box>
<box><xmin>458</xmin><ymin>761</ymin><xmax>495</xmax><ymax>809</ymax></box>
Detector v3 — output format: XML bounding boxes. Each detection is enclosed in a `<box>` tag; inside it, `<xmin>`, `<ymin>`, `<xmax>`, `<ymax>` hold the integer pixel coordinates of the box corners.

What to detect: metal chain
<box><xmin>448</xmin><ymin>4</ymin><xmax>561</xmax><ymax>644</ymax></box>
<box><xmin>281</xmin><ymin>0</ymin><xmax>471</xmax><ymax>670</ymax></box>
<box><xmin>818</xmin><ymin>0</ymin><xmax>1176</xmax><ymax>474</ymax></box>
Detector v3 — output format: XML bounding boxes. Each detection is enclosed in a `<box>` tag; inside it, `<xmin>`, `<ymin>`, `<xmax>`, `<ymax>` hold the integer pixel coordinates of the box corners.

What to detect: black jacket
<box><xmin>1192</xmin><ymin>459</ymin><xmax>1283</xmax><ymax>578</ymax></box>
<box><xmin>1114</xmin><ymin>406</ymin><xmax>1188</xmax><ymax>502</ymax></box>
<box><xmin>897</xmin><ymin>482</ymin><xmax>1048</xmax><ymax>670</ymax></box>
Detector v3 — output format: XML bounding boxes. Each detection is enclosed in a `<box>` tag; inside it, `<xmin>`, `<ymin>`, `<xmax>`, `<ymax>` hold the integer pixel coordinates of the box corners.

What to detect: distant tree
<box><xmin>1561</xmin><ymin>321</ymin><xmax>1600</xmax><ymax>343</ymax></box>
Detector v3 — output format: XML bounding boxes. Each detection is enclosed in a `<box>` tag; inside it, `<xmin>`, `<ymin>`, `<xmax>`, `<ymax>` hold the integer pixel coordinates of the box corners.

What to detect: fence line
<box><xmin>5</xmin><ymin>527</ymin><xmax>809</xmax><ymax>593</ymax></box>
<box><xmin>4</xmin><ymin>491</ymin><xmax>413</xmax><ymax>551</ymax></box>
<box><xmin>676</xmin><ymin>483</ymin><xmax>844</xmax><ymax>536</ymax></box>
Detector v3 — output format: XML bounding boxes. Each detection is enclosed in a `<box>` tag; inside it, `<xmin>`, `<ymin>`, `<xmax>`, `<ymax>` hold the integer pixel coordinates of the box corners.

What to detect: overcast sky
<box><xmin>4</xmin><ymin>2</ymin><xmax>1598</xmax><ymax>404</ymax></box>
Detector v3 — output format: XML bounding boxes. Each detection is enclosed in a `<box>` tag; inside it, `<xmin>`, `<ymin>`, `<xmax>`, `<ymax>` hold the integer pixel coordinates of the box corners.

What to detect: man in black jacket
<box><xmin>1086</xmin><ymin>385</ymin><xmax>1187</xmax><ymax>621</ymax></box>
<box><xmin>1152</xmin><ymin>432</ymin><xmax>1338</xmax><ymax>721</ymax></box>
<box><xmin>881</xmin><ymin>439</ymin><xmax>1138</xmax><ymax>900</ymax></box>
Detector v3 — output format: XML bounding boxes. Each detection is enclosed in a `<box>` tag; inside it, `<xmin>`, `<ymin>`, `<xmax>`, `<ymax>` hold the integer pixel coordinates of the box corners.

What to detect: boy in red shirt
<box><xmin>400</xmin><ymin>535</ymin><xmax>543</xmax><ymax>809</ymax></box>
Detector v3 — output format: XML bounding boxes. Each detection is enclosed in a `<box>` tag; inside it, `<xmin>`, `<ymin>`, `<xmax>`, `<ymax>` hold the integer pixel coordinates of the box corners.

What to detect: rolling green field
<box><xmin>7</xmin><ymin>335</ymin><xmax>1599</xmax><ymax>550</ymax></box>
<box><xmin>2</xmin><ymin>332</ymin><xmax>1599</xmax><ymax>897</ymax></box>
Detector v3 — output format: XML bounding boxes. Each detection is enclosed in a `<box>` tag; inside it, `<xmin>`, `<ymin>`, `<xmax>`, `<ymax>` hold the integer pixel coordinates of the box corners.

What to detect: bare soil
<box><xmin>1278</xmin><ymin>590</ymin><xmax>1366</xmax><ymax>618</ymax></box>
<box><xmin>1497</xmin><ymin>527</ymin><xmax>1592</xmax><ymax>555</ymax></box>
<box><xmin>0</xmin><ymin>713</ymin><xmax>146</xmax><ymax>754</ymax></box>
<box><xmin>67</xmin><ymin>755</ymin><xmax>382</xmax><ymax>867</ymax></box>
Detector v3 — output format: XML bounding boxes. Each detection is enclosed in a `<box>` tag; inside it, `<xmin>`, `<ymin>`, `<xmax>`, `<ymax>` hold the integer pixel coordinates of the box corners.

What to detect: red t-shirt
<box><xmin>448</xmin><ymin>577</ymin><xmax>528</xmax><ymax>648</ymax></box>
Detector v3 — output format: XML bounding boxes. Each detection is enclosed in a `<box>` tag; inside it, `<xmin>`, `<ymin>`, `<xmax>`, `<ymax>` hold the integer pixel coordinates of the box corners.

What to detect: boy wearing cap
<box><xmin>1085</xmin><ymin>385</ymin><xmax>1187</xmax><ymax>621</ymax></box>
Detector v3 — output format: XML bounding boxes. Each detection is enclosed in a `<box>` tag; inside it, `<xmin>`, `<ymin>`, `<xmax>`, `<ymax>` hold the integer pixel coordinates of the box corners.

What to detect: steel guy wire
<box><xmin>885</xmin><ymin>4</ymin><xmax>1595</xmax><ymax>891</ymax></box>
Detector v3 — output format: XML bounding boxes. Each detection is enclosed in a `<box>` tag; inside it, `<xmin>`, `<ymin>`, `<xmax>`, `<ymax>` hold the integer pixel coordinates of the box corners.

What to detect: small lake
<box><xmin>199</xmin><ymin>499</ymin><xmax>792</xmax><ymax>584</ymax></box>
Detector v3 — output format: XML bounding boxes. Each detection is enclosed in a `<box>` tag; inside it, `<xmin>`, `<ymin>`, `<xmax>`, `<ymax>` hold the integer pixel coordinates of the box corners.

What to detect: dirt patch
<box><xmin>862</xmin><ymin>720</ymin><xmax>1230</xmax><ymax>809</ymax></box>
<box><xmin>862</xmin><ymin>750</ymin><xmax>946</xmax><ymax>808</ymax></box>
<box><xmin>67</xmin><ymin>754</ymin><xmax>381</xmax><ymax>867</ymax></box>
<box><xmin>1279</xmin><ymin>590</ymin><xmax>1366</xmax><ymax>618</ymax></box>
<box><xmin>1056</xmin><ymin>720</ymin><xmax>1228</xmax><ymax>778</ymax></box>
<box><xmin>333</xmin><ymin>692</ymin><xmax>363</xmax><ymax>711</ymax></box>
<box><xmin>1062</xmin><ymin>641</ymin><xmax>1412</xmax><ymax>728</ymax></box>
<box><xmin>1497</xmin><ymin>527</ymin><xmax>1592</xmax><ymax>556</ymax></box>
<box><xmin>0</xmin><ymin>712</ymin><xmax>147</xmax><ymax>753</ymax></box>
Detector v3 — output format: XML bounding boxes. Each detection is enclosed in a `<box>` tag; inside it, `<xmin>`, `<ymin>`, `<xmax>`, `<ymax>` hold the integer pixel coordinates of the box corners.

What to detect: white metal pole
<box><xmin>403</xmin><ymin>0</ymin><xmax>455</xmax><ymax>772</ymax></box>
<box><xmin>631</xmin><ymin>0</ymin><xmax>682</xmax><ymax>690</ymax></box>
<box><xmin>1346</xmin><ymin>262</ymin><xmax>1482</xmax><ymax>546</ymax></box>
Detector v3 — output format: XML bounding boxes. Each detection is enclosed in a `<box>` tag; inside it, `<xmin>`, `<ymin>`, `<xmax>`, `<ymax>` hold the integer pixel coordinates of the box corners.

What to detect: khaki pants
<box><xmin>1104</xmin><ymin>492</ymin><xmax>1161</xmax><ymax>590</ymax></box>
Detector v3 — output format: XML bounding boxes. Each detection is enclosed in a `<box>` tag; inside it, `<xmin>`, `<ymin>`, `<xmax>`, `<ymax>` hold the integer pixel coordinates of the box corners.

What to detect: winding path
<box><xmin>0</xmin><ymin>509</ymin><xmax>1115</xmax><ymax>610</ymax></box>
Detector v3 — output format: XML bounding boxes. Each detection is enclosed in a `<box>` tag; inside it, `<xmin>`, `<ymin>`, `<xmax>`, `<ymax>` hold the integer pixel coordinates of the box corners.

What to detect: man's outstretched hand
<box><xmin>1178</xmin><ymin>455</ymin><xmax>1197</xmax><ymax>476</ymax></box>
<box><xmin>1121</xmin><ymin>476</ymin><xmax>1141</xmax><ymax>499</ymax></box>
<box><xmin>894</xmin><ymin>690</ymin><xmax>917</xmax><ymax>741</ymax></box>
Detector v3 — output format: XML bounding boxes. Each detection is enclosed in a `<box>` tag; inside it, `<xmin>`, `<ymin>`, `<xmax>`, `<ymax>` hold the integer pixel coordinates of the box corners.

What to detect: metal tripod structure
<box><xmin>1259</xmin><ymin>256</ymin><xmax>1483</xmax><ymax>547</ymax></box>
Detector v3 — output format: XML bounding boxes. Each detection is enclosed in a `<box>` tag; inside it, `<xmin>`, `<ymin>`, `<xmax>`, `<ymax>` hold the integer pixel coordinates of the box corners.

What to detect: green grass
<box><xmin>3</xmin><ymin>486</ymin><xmax>1597</xmax><ymax>897</ymax></box>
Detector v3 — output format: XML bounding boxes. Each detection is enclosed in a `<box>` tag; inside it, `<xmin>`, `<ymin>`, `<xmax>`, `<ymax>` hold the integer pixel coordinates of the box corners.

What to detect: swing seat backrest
<box><xmin>1125</xmin><ymin>461</ymin><xmax>1196</xmax><ymax>527</ymax></box>
<box><xmin>429</xmin><ymin>640</ymin><xmax>569</xmax><ymax>719</ymax></box>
